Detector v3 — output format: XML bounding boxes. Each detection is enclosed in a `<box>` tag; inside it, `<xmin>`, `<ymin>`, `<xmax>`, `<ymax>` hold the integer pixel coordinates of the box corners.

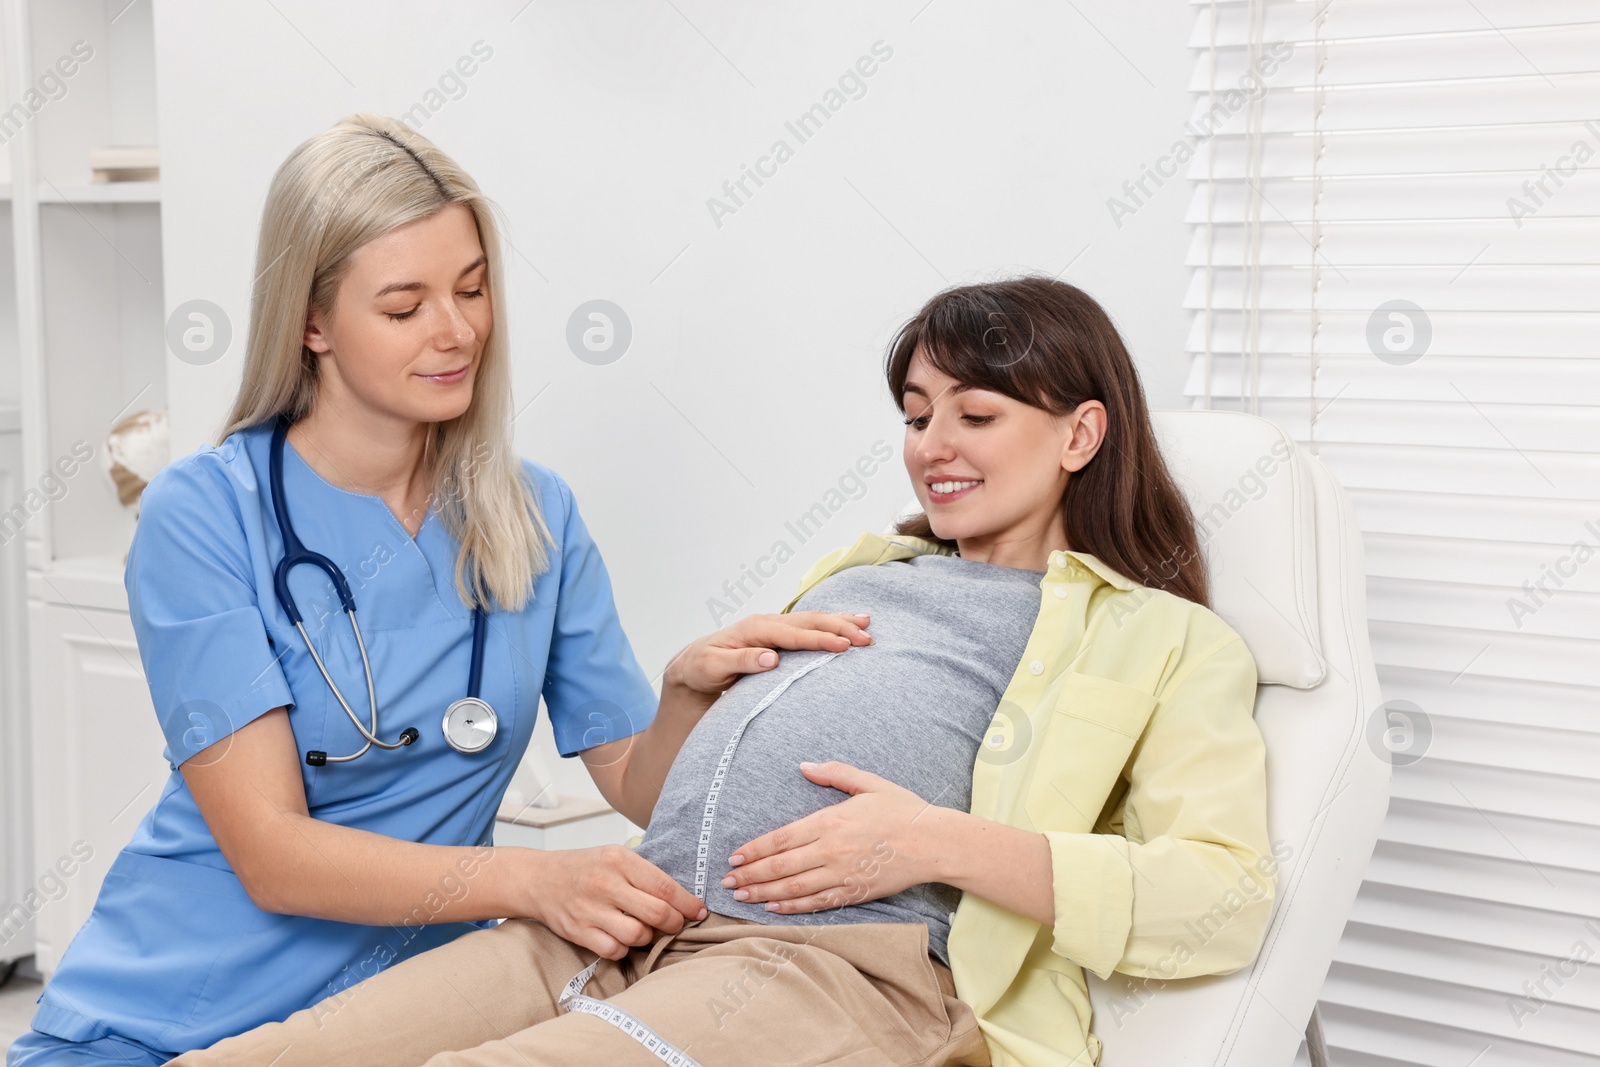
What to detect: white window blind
<box><xmin>1186</xmin><ymin>1</ymin><xmax>1600</xmax><ymax>1063</ymax></box>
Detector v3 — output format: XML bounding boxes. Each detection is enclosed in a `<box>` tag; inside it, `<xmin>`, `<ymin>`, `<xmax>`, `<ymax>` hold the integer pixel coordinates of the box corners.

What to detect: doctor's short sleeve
<box><xmin>125</xmin><ymin>454</ymin><xmax>295</xmax><ymax>768</ymax></box>
<box><xmin>535</xmin><ymin>468</ymin><xmax>658</xmax><ymax>757</ymax></box>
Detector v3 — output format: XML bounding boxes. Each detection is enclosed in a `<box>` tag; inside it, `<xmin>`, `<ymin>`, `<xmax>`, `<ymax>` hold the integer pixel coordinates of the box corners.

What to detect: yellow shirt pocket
<box><xmin>1024</xmin><ymin>672</ymin><xmax>1159</xmax><ymax>833</ymax></box>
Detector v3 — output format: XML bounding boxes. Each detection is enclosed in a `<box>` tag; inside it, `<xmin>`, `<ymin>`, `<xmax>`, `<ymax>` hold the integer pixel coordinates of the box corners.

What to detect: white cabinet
<box><xmin>22</xmin><ymin>591</ymin><xmax>167</xmax><ymax>973</ymax></box>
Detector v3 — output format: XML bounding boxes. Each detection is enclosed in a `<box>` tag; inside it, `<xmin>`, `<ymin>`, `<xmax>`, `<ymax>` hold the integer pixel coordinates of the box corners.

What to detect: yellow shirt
<box><xmin>782</xmin><ymin>532</ymin><xmax>1274</xmax><ymax>1067</ymax></box>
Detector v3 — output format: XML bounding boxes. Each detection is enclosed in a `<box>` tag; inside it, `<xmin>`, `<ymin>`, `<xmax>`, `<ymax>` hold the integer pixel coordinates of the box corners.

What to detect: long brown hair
<box><xmin>886</xmin><ymin>276</ymin><xmax>1209</xmax><ymax>607</ymax></box>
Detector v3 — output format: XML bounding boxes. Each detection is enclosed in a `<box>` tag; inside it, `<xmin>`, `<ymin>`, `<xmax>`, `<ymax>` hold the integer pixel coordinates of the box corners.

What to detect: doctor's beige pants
<box><xmin>164</xmin><ymin>912</ymin><xmax>992</xmax><ymax>1067</ymax></box>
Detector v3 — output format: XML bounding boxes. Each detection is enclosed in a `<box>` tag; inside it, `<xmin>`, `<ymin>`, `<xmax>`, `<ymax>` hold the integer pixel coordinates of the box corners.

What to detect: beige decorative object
<box><xmin>89</xmin><ymin>144</ymin><xmax>159</xmax><ymax>183</ymax></box>
<box><xmin>105</xmin><ymin>409</ymin><xmax>169</xmax><ymax>511</ymax></box>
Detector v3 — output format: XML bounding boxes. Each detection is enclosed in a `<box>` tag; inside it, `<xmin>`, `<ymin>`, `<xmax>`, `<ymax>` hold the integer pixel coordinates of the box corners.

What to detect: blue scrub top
<box><xmin>27</xmin><ymin>421</ymin><xmax>658</xmax><ymax>1055</ymax></box>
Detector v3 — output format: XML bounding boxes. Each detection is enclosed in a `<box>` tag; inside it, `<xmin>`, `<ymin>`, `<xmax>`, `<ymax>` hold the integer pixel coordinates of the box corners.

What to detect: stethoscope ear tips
<box><xmin>303</xmin><ymin>729</ymin><xmax>414</xmax><ymax>767</ymax></box>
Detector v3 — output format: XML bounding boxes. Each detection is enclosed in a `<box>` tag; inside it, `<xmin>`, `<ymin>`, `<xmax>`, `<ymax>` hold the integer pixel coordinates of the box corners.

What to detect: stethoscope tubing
<box><xmin>268</xmin><ymin>416</ymin><xmax>489</xmax><ymax>764</ymax></box>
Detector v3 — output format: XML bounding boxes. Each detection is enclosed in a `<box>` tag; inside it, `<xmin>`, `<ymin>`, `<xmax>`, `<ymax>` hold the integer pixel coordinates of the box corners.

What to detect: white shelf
<box><xmin>36</xmin><ymin>181</ymin><xmax>160</xmax><ymax>205</ymax></box>
<box><xmin>494</xmin><ymin>794</ymin><xmax>636</xmax><ymax>852</ymax></box>
<box><xmin>496</xmin><ymin>792</ymin><xmax>615</xmax><ymax>829</ymax></box>
<box><xmin>7</xmin><ymin>0</ymin><xmax>164</xmax><ymax>570</ymax></box>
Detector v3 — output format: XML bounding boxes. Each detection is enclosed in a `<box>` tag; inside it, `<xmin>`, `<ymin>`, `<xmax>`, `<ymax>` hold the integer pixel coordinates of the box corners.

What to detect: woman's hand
<box><xmin>721</xmin><ymin>761</ymin><xmax>1057</xmax><ymax>925</ymax></box>
<box><xmin>719</xmin><ymin>761</ymin><xmax>948</xmax><ymax>914</ymax></box>
<box><xmin>664</xmin><ymin>612</ymin><xmax>873</xmax><ymax>701</ymax></box>
<box><xmin>521</xmin><ymin>845</ymin><xmax>706</xmax><ymax>960</ymax></box>
<box><xmin>586</xmin><ymin>613</ymin><xmax>874</xmax><ymax>825</ymax></box>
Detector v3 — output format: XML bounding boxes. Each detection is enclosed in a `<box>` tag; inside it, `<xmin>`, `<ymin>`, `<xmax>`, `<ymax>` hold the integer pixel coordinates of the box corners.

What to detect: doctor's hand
<box><xmin>665</xmin><ymin>612</ymin><xmax>874</xmax><ymax>701</ymax></box>
<box><xmin>523</xmin><ymin>845</ymin><xmax>705</xmax><ymax>960</ymax></box>
<box><xmin>719</xmin><ymin>761</ymin><xmax>947</xmax><ymax>914</ymax></box>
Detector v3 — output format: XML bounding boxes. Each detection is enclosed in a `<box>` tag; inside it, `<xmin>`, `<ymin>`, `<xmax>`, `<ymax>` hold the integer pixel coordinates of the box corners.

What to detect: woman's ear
<box><xmin>1060</xmin><ymin>400</ymin><xmax>1108</xmax><ymax>474</ymax></box>
<box><xmin>303</xmin><ymin>306</ymin><xmax>331</xmax><ymax>354</ymax></box>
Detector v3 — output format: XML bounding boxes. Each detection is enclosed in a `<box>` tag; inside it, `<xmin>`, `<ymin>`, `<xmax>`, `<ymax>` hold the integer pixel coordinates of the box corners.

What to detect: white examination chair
<box><xmin>891</xmin><ymin>409</ymin><xmax>1390</xmax><ymax>1066</ymax></box>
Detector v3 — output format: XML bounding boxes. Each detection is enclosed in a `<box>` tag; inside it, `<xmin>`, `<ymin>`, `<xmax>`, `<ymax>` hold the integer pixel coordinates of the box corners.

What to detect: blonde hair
<box><xmin>219</xmin><ymin>113</ymin><xmax>552</xmax><ymax>611</ymax></box>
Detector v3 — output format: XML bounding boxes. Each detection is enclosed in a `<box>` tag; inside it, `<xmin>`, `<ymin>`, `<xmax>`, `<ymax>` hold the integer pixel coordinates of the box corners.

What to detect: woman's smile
<box><xmin>926</xmin><ymin>478</ymin><xmax>983</xmax><ymax>504</ymax></box>
<box><xmin>415</xmin><ymin>362</ymin><xmax>472</xmax><ymax>385</ymax></box>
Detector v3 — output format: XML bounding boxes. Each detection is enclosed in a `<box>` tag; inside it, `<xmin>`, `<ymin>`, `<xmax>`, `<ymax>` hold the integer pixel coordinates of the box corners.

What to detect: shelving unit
<box><xmin>1</xmin><ymin>0</ymin><xmax>170</xmax><ymax>973</ymax></box>
<box><xmin>16</xmin><ymin>0</ymin><xmax>164</xmax><ymax>578</ymax></box>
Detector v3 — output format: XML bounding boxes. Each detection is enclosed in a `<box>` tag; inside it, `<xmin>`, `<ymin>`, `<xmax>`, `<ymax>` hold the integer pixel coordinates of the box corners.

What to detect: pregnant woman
<box><xmin>167</xmin><ymin>277</ymin><xmax>1274</xmax><ymax>1067</ymax></box>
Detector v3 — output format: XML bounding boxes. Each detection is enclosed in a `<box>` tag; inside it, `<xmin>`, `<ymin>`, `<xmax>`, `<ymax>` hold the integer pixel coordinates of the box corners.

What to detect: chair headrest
<box><xmin>1151</xmin><ymin>410</ymin><xmax>1326</xmax><ymax>688</ymax></box>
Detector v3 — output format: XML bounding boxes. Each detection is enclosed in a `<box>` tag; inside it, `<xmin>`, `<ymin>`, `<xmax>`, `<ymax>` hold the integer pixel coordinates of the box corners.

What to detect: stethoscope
<box><xmin>268</xmin><ymin>416</ymin><xmax>498</xmax><ymax>766</ymax></box>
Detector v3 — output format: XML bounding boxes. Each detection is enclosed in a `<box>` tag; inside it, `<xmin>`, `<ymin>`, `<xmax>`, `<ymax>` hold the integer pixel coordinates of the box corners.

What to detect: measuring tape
<box><xmin>557</xmin><ymin>652</ymin><xmax>841</xmax><ymax>1064</ymax></box>
<box><xmin>691</xmin><ymin>653</ymin><xmax>839</xmax><ymax>900</ymax></box>
<box><xmin>559</xmin><ymin>957</ymin><xmax>700</xmax><ymax>1065</ymax></box>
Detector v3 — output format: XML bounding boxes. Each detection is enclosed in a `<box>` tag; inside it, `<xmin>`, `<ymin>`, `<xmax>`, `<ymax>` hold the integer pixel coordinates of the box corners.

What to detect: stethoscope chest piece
<box><xmin>443</xmin><ymin>697</ymin><xmax>498</xmax><ymax>754</ymax></box>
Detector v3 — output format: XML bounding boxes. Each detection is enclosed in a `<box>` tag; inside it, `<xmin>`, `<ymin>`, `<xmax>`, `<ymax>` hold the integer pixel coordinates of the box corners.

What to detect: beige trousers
<box><xmin>165</xmin><ymin>914</ymin><xmax>992</xmax><ymax>1067</ymax></box>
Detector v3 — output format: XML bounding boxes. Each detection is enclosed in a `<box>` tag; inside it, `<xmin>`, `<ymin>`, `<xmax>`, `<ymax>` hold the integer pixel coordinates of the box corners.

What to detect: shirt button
<box><xmin>1050</xmin><ymin>551</ymin><xmax>1067</xmax><ymax>569</ymax></box>
<box><xmin>1029</xmin><ymin>659</ymin><xmax>1045</xmax><ymax>675</ymax></box>
<box><xmin>1053</xmin><ymin>586</ymin><xmax>1068</xmax><ymax>599</ymax></box>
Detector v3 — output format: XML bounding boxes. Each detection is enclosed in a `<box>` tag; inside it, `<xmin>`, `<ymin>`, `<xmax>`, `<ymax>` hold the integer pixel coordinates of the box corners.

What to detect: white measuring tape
<box><xmin>557</xmin><ymin>653</ymin><xmax>841</xmax><ymax>1064</ymax></box>
<box><xmin>690</xmin><ymin>653</ymin><xmax>839</xmax><ymax>901</ymax></box>
<box><xmin>559</xmin><ymin>957</ymin><xmax>700</xmax><ymax>1065</ymax></box>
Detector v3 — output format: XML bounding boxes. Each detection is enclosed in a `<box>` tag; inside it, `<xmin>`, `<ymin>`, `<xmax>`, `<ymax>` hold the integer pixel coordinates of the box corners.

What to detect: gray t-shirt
<box><xmin>637</xmin><ymin>552</ymin><xmax>1044</xmax><ymax>964</ymax></box>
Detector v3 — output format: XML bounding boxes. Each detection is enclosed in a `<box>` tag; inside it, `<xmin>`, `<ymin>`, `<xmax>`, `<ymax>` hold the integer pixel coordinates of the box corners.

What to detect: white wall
<box><xmin>152</xmin><ymin>0</ymin><xmax>1197</xmax><ymax>792</ymax></box>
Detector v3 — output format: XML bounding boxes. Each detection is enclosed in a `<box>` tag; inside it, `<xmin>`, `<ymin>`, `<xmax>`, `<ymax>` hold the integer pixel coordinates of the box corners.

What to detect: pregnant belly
<box><xmin>638</xmin><ymin>650</ymin><xmax>991</xmax><ymax>889</ymax></box>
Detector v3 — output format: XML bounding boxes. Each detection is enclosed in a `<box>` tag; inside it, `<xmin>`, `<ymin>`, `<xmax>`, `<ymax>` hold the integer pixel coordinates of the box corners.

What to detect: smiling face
<box><xmin>302</xmin><ymin>202</ymin><xmax>492</xmax><ymax>427</ymax></box>
<box><xmin>900</xmin><ymin>347</ymin><xmax>1106</xmax><ymax>568</ymax></box>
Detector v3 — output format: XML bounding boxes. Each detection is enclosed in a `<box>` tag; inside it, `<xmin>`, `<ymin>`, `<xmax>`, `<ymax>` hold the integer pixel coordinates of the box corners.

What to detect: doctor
<box><xmin>6</xmin><ymin>114</ymin><xmax>870</xmax><ymax>1067</ymax></box>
